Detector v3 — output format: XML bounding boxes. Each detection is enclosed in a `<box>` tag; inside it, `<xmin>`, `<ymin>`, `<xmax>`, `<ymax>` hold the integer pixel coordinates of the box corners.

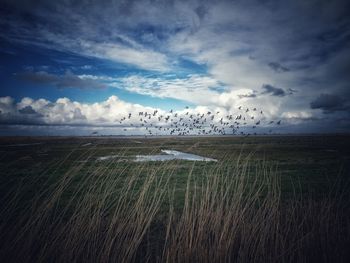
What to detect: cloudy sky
<box><xmin>0</xmin><ymin>0</ymin><xmax>349</xmax><ymax>135</ymax></box>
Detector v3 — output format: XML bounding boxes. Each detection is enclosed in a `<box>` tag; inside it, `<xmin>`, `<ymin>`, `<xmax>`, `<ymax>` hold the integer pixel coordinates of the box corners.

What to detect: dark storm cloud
<box><xmin>268</xmin><ymin>62</ymin><xmax>289</xmax><ymax>73</ymax></box>
<box><xmin>310</xmin><ymin>93</ymin><xmax>349</xmax><ymax>113</ymax></box>
<box><xmin>237</xmin><ymin>93</ymin><xmax>257</xmax><ymax>99</ymax></box>
<box><xmin>261</xmin><ymin>84</ymin><xmax>286</xmax><ymax>97</ymax></box>
<box><xmin>287</xmin><ymin>88</ymin><xmax>297</xmax><ymax>95</ymax></box>
<box><xmin>16</xmin><ymin>71</ymin><xmax>107</xmax><ymax>90</ymax></box>
<box><xmin>18</xmin><ymin>105</ymin><xmax>37</xmax><ymax>114</ymax></box>
<box><xmin>72</xmin><ymin>108</ymin><xmax>86</xmax><ymax>120</ymax></box>
<box><xmin>0</xmin><ymin>110</ymin><xmax>44</xmax><ymax>126</ymax></box>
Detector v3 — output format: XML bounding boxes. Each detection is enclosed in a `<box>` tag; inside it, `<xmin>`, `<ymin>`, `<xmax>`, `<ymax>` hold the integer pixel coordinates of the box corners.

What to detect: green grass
<box><xmin>0</xmin><ymin>135</ymin><xmax>349</xmax><ymax>262</ymax></box>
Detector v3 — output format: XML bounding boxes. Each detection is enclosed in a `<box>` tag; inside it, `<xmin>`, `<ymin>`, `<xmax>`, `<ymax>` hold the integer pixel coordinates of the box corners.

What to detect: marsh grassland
<box><xmin>0</xmin><ymin>136</ymin><xmax>349</xmax><ymax>262</ymax></box>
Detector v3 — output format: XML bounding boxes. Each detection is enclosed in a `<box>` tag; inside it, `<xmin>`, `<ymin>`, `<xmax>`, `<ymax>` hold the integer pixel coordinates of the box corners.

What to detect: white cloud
<box><xmin>80</xmin><ymin>41</ymin><xmax>170</xmax><ymax>72</ymax></box>
<box><xmin>0</xmin><ymin>95</ymin><xmax>159</xmax><ymax>128</ymax></box>
<box><xmin>0</xmin><ymin>95</ymin><xmax>310</xmax><ymax>127</ymax></box>
<box><xmin>116</xmin><ymin>74</ymin><xmax>221</xmax><ymax>104</ymax></box>
<box><xmin>1</xmin><ymin>95</ymin><xmax>347</xmax><ymax>135</ymax></box>
<box><xmin>114</xmin><ymin>74</ymin><xmax>289</xmax><ymax>119</ymax></box>
<box><xmin>281</xmin><ymin>111</ymin><xmax>313</xmax><ymax>119</ymax></box>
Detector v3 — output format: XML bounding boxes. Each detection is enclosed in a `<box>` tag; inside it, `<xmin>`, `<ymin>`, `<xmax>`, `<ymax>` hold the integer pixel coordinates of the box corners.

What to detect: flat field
<box><xmin>0</xmin><ymin>135</ymin><xmax>349</xmax><ymax>262</ymax></box>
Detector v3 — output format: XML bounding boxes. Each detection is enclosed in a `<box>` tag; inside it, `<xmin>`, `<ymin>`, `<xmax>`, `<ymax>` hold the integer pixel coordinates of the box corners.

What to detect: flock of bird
<box><xmin>95</xmin><ymin>106</ymin><xmax>282</xmax><ymax>136</ymax></box>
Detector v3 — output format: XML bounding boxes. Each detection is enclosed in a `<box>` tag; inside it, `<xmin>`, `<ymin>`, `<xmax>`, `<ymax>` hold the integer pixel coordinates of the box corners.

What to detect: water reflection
<box><xmin>135</xmin><ymin>150</ymin><xmax>217</xmax><ymax>162</ymax></box>
<box><xmin>96</xmin><ymin>150</ymin><xmax>217</xmax><ymax>162</ymax></box>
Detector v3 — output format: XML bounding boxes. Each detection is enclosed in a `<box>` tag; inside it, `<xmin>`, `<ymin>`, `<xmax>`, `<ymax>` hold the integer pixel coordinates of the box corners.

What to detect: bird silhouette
<box><xmin>113</xmin><ymin>105</ymin><xmax>277</xmax><ymax>136</ymax></box>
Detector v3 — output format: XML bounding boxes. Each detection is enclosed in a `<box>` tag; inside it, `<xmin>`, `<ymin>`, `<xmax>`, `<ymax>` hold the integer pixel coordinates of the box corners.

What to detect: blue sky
<box><xmin>0</xmin><ymin>0</ymin><xmax>350</xmax><ymax>135</ymax></box>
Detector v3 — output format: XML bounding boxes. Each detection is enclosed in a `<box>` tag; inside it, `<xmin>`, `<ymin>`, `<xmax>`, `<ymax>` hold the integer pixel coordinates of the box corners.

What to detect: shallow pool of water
<box><xmin>135</xmin><ymin>150</ymin><xmax>217</xmax><ymax>162</ymax></box>
<box><xmin>96</xmin><ymin>150</ymin><xmax>217</xmax><ymax>162</ymax></box>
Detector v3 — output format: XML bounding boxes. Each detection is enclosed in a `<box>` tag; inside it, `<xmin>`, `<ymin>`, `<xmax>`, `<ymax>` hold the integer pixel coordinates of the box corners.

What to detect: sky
<box><xmin>0</xmin><ymin>0</ymin><xmax>349</xmax><ymax>135</ymax></box>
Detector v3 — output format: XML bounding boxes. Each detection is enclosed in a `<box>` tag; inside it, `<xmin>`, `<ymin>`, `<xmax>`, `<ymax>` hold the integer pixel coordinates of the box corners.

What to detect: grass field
<box><xmin>0</xmin><ymin>135</ymin><xmax>349</xmax><ymax>262</ymax></box>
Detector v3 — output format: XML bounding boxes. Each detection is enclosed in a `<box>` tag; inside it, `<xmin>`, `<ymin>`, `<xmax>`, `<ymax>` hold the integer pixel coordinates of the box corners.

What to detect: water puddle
<box><xmin>96</xmin><ymin>150</ymin><xmax>217</xmax><ymax>162</ymax></box>
<box><xmin>136</xmin><ymin>150</ymin><xmax>217</xmax><ymax>162</ymax></box>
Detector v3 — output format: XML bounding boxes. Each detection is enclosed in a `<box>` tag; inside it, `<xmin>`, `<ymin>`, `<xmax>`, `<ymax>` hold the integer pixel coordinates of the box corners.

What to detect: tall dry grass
<box><xmin>0</xmin><ymin>148</ymin><xmax>349</xmax><ymax>263</ymax></box>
